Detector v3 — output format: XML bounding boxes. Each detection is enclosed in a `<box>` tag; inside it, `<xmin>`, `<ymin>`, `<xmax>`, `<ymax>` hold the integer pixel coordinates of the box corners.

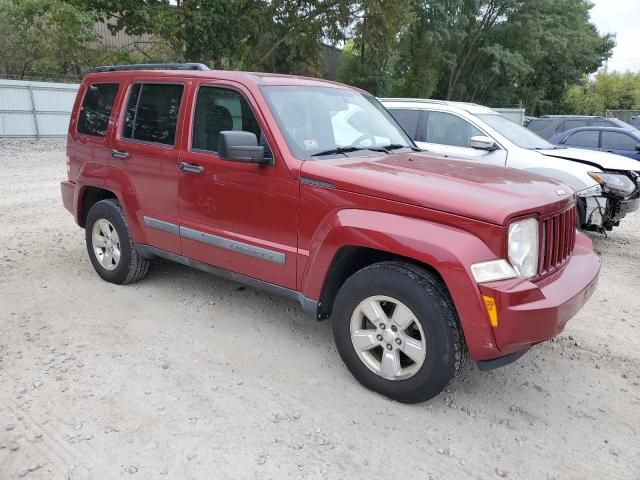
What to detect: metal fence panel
<box><xmin>0</xmin><ymin>79</ymin><xmax>79</xmax><ymax>137</ymax></box>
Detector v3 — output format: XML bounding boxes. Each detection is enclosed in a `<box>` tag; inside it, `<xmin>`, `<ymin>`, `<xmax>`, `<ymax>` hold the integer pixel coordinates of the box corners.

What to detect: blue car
<box><xmin>549</xmin><ymin>127</ymin><xmax>640</xmax><ymax>161</ymax></box>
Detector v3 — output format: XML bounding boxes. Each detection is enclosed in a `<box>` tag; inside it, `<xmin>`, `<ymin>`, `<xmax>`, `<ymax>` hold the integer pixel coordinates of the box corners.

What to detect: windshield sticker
<box><xmin>304</xmin><ymin>139</ymin><xmax>319</xmax><ymax>149</ymax></box>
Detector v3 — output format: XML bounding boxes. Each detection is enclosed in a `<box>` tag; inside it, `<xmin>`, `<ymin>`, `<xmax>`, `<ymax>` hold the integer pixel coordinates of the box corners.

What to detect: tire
<box><xmin>331</xmin><ymin>261</ymin><xmax>465</xmax><ymax>403</ymax></box>
<box><xmin>85</xmin><ymin>199</ymin><xmax>149</xmax><ymax>285</ymax></box>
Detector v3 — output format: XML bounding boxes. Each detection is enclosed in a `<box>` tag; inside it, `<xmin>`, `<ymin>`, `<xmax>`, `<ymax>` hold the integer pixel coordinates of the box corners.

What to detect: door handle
<box><xmin>111</xmin><ymin>149</ymin><xmax>130</xmax><ymax>159</ymax></box>
<box><xmin>177</xmin><ymin>162</ymin><xmax>204</xmax><ymax>174</ymax></box>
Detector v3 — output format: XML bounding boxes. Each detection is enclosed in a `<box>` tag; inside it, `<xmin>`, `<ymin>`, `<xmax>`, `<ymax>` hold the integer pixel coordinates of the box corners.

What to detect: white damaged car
<box><xmin>382</xmin><ymin>99</ymin><xmax>640</xmax><ymax>231</ymax></box>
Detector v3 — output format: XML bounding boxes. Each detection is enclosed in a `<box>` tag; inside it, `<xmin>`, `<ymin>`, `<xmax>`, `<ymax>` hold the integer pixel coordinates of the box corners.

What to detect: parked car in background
<box><xmin>382</xmin><ymin>99</ymin><xmax>640</xmax><ymax>232</ymax></box>
<box><xmin>61</xmin><ymin>64</ymin><xmax>602</xmax><ymax>403</ymax></box>
<box><xmin>550</xmin><ymin>127</ymin><xmax>640</xmax><ymax>161</ymax></box>
<box><xmin>526</xmin><ymin>115</ymin><xmax>635</xmax><ymax>140</ymax></box>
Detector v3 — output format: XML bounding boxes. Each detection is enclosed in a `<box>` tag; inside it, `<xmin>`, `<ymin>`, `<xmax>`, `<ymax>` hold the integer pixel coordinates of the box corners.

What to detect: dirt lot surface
<box><xmin>0</xmin><ymin>139</ymin><xmax>639</xmax><ymax>480</ymax></box>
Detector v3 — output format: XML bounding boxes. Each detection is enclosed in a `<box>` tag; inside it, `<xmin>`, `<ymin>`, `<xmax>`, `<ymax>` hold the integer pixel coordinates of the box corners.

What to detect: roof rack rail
<box><xmin>89</xmin><ymin>63</ymin><xmax>210</xmax><ymax>73</ymax></box>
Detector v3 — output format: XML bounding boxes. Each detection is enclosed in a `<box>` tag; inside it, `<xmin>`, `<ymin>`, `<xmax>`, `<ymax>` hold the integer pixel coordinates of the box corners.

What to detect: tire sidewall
<box><xmin>332</xmin><ymin>264</ymin><xmax>460</xmax><ymax>403</ymax></box>
<box><xmin>85</xmin><ymin>200</ymin><xmax>133</xmax><ymax>284</ymax></box>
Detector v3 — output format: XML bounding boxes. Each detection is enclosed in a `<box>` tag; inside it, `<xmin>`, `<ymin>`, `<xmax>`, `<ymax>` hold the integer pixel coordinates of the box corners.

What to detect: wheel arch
<box><xmin>75</xmin><ymin>167</ymin><xmax>146</xmax><ymax>243</ymax></box>
<box><xmin>316</xmin><ymin>245</ymin><xmax>447</xmax><ymax>321</ymax></box>
<box><xmin>78</xmin><ymin>186</ymin><xmax>117</xmax><ymax>228</ymax></box>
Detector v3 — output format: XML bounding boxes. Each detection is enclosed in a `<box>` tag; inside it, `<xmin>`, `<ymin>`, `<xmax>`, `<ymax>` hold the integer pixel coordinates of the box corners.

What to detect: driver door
<box><xmin>177</xmin><ymin>81</ymin><xmax>298</xmax><ymax>289</ymax></box>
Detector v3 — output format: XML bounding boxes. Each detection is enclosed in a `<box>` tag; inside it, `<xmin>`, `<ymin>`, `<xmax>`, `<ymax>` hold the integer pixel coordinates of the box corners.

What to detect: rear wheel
<box><xmin>85</xmin><ymin>199</ymin><xmax>149</xmax><ymax>284</ymax></box>
<box><xmin>331</xmin><ymin>261</ymin><xmax>465</xmax><ymax>403</ymax></box>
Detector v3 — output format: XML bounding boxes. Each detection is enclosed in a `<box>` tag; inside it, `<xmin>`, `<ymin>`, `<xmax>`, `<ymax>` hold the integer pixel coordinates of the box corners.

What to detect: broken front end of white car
<box><xmin>577</xmin><ymin>170</ymin><xmax>640</xmax><ymax>231</ymax></box>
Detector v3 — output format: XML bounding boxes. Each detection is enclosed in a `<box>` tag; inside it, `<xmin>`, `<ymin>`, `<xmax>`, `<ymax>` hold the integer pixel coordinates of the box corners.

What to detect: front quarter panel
<box><xmin>300</xmin><ymin>205</ymin><xmax>505</xmax><ymax>360</ymax></box>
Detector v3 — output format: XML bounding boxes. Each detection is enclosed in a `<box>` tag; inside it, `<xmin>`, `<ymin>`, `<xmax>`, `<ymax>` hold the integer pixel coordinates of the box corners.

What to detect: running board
<box><xmin>135</xmin><ymin>245</ymin><xmax>319</xmax><ymax>318</ymax></box>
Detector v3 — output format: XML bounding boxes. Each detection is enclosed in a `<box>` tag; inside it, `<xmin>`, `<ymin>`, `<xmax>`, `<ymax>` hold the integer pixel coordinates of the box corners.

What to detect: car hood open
<box><xmin>538</xmin><ymin>147</ymin><xmax>640</xmax><ymax>172</ymax></box>
<box><xmin>301</xmin><ymin>151</ymin><xmax>574</xmax><ymax>225</ymax></box>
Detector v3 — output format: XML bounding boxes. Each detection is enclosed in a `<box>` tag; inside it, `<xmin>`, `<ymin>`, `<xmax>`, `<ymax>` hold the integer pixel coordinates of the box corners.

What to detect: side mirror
<box><xmin>635</xmin><ymin>144</ymin><xmax>640</xmax><ymax>152</ymax></box>
<box><xmin>218</xmin><ymin>131</ymin><xmax>270</xmax><ymax>165</ymax></box>
<box><xmin>470</xmin><ymin>135</ymin><xmax>498</xmax><ymax>151</ymax></box>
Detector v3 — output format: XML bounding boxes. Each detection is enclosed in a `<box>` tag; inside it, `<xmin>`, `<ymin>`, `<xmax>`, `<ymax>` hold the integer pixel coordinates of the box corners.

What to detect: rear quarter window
<box><xmin>77</xmin><ymin>83</ymin><xmax>119</xmax><ymax>137</ymax></box>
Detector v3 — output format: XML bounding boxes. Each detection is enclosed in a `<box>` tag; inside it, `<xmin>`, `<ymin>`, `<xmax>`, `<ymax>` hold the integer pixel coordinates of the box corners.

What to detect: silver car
<box><xmin>382</xmin><ymin>99</ymin><xmax>640</xmax><ymax>232</ymax></box>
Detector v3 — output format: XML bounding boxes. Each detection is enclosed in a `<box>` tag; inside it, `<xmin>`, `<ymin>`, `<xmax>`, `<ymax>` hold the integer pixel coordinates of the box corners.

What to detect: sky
<box><xmin>590</xmin><ymin>0</ymin><xmax>640</xmax><ymax>72</ymax></box>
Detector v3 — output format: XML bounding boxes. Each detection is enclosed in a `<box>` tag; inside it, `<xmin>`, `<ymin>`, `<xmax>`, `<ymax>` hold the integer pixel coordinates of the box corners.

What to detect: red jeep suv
<box><xmin>61</xmin><ymin>63</ymin><xmax>601</xmax><ymax>403</ymax></box>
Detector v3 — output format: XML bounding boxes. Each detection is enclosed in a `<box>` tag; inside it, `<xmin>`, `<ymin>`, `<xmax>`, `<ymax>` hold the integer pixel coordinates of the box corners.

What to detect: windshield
<box><xmin>476</xmin><ymin>114</ymin><xmax>556</xmax><ymax>150</ymax></box>
<box><xmin>261</xmin><ymin>86</ymin><xmax>414</xmax><ymax>160</ymax></box>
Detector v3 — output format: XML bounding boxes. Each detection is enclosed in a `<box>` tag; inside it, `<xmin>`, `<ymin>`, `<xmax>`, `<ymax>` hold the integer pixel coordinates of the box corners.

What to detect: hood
<box><xmin>539</xmin><ymin>147</ymin><xmax>640</xmax><ymax>172</ymax></box>
<box><xmin>301</xmin><ymin>152</ymin><xmax>574</xmax><ymax>225</ymax></box>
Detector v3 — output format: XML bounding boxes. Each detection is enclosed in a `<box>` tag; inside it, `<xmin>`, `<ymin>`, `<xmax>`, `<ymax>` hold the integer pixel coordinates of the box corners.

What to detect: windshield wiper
<box><xmin>380</xmin><ymin>143</ymin><xmax>423</xmax><ymax>152</ymax></box>
<box><xmin>311</xmin><ymin>145</ymin><xmax>388</xmax><ymax>157</ymax></box>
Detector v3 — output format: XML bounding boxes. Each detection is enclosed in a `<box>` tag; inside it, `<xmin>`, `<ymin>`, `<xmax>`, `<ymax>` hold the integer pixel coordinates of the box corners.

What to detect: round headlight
<box><xmin>508</xmin><ymin>218</ymin><xmax>539</xmax><ymax>278</ymax></box>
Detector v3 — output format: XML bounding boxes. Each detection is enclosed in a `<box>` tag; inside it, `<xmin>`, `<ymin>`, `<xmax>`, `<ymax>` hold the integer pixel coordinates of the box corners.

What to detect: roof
<box><xmin>379</xmin><ymin>98</ymin><xmax>496</xmax><ymax>114</ymax></box>
<box><xmin>538</xmin><ymin>115</ymin><xmax>604</xmax><ymax>119</ymax></box>
<box><xmin>84</xmin><ymin>65</ymin><xmax>356</xmax><ymax>90</ymax></box>
<box><xmin>553</xmin><ymin>126</ymin><xmax>640</xmax><ymax>136</ymax></box>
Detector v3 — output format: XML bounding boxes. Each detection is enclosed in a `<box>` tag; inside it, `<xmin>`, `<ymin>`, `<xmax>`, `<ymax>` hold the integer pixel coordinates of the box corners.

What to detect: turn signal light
<box><xmin>483</xmin><ymin>295</ymin><xmax>499</xmax><ymax>328</ymax></box>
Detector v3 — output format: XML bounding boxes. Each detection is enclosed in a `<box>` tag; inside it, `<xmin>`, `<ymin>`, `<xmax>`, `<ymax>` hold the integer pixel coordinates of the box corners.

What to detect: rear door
<box><xmin>110</xmin><ymin>79</ymin><xmax>190</xmax><ymax>254</ymax></box>
<box><xmin>414</xmin><ymin>110</ymin><xmax>507</xmax><ymax>166</ymax></box>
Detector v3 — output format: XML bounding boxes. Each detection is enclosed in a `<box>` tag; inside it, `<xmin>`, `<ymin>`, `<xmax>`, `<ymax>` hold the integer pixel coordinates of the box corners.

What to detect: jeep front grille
<box><xmin>540</xmin><ymin>206</ymin><xmax>577</xmax><ymax>275</ymax></box>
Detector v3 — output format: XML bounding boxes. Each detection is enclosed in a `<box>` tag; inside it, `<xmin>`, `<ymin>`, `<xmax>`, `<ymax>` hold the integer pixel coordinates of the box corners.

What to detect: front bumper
<box><xmin>476</xmin><ymin>233</ymin><xmax>600</xmax><ymax>358</ymax></box>
<box><xmin>582</xmin><ymin>186</ymin><xmax>640</xmax><ymax>230</ymax></box>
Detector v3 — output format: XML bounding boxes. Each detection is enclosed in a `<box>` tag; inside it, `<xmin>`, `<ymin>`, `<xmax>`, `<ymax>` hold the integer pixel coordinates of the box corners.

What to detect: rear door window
<box><xmin>601</xmin><ymin>131</ymin><xmax>638</xmax><ymax>150</ymax></box>
<box><xmin>77</xmin><ymin>83</ymin><xmax>119</xmax><ymax>137</ymax></box>
<box><xmin>563</xmin><ymin>130</ymin><xmax>600</xmax><ymax>148</ymax></box>
<box><xmin>191</xmin><ymin>86</ymin><xmax>262</xmax><ymax>153</ymax></box>
<box><xmin>122</xmin><ymin>83</ymin><xmax>184</xmax><ymax>145</ymax></box>
<box><xmin>425</xmin><ymin>111</ymin><xmax>482</xmax><ymax>148</ymax></box>
<box><xmin>388</xmin><ymin>109</ymin><xmax>420</xmax><ymax>139</ymax></box>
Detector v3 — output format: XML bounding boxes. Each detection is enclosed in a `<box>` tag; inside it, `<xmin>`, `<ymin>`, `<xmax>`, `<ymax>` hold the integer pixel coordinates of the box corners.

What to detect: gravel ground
<box><xmin>0</xmin><ymin>139</ymin><xmax>639</xmax><ymax>480</ymax></box>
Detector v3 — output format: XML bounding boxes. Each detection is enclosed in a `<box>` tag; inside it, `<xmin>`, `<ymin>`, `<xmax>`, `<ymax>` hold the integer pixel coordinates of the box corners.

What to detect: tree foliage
<box><xmin>0</xmin><ymin>0</ymin><xmax>618</xmax><ymax>114</ymax></box>
<box><xmin>564</xmin><ymin>72</ymin><xmax>640</xmax><ymax>115</ymax></box>
<box><xmin>0</xmin><ymin>0</ymin><xmax>98</xmax><ymax>78</ymax></box>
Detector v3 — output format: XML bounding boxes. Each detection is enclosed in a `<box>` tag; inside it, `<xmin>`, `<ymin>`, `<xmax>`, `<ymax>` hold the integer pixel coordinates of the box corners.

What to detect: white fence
<box><xmin>0</xmin><ymin>79</ymin><xmax>79</xmax><ymax>137</ymax></box>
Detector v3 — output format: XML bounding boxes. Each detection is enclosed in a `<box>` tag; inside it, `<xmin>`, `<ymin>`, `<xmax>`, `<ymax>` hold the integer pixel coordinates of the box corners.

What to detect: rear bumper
<box><xmin>61</xmin><ymin>180</ymin><xmax>75</xmax><ymax>217</ymax></box>
<box><xmin>476</xmin><ymin>233</ymin><xmax>600</xmax><ymax>360</ymax></box>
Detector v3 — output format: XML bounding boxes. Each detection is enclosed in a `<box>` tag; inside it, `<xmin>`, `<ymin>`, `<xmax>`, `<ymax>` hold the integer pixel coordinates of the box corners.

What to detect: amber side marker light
<box><xmin>483</xmin><ymin>295</ymin><xmax>499</xmax><ymax>327</ymax></box>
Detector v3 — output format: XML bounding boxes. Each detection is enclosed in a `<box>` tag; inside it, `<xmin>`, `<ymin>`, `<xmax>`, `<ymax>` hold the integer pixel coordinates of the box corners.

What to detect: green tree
<box><xmin>69</xmin><ymin>0</ymin><xmax>242</xmax><ymax>68</ymax></box>
<box><xmin>338</xmin><ymin>0</ymin><xmax>412</xmax><ymax>95</ymax></box>
<box><xmin>563</xmin><ymin>72</ymin><xmax>640</xmax><ymax>115</ymax></box>
<box><xmin>486</xmin><ymin>0</ymin><xmax>615</xmax><ymax>114</ymax></box>
<box><xmin>0</xmin><ymin>0</ymin><xmax>99</xmax><ymax>79</ymax></box>
<box><xmin>238</xmin><ymin>0</ymin><xmax>355</xmax><ymax>75</ymax></box>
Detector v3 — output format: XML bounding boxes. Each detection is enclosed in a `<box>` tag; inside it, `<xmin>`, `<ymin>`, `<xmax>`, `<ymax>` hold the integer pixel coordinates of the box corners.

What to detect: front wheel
<box><xmin>331</xmin><ymin>261</ymin><xmax>465</xmax><ymax>403</ymax></box>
